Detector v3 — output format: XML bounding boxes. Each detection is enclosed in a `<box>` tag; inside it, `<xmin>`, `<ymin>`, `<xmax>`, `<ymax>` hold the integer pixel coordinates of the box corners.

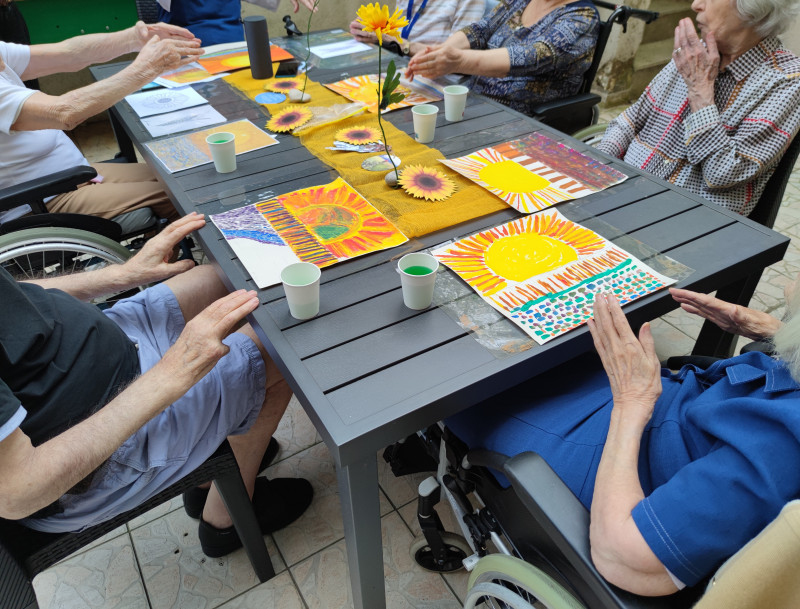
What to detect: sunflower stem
<box><xmin>377</xmin><ymin>45</ymin><xmax>400</xmax><ymax>183</ymax></box>
<box><xmin>301</xmin><ymin>0</ymin><xmax>319</xmax><ymax>97</ymax></box>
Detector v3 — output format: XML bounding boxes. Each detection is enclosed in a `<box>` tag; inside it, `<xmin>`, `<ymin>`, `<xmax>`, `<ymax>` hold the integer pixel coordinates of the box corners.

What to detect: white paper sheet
<box><xmin>141</xmin><ymin>104</ymin><xmax>227</xmax><ymax>138</ymax></box>
<box><xmin>309</xmin><ymin>40</ymin><xmax>372</xmax><ymax>58</ymax></box>
<box><xmin>125</xmin><ymin>87</ymin><xmax>208</xmax><ymax>118</ymax></box>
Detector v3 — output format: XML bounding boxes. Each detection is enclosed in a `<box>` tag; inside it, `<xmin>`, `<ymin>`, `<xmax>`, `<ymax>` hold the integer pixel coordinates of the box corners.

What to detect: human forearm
<box><xmin>455</xmin><ymin>47</ymin><xmax>510</xmax><ymax>78</ymax></box>
<box><xmin>0</xmin><ymin>365</ymin><xmax>190</xmax><ymax>519</ymax></box>
<box><xmin>24</xmin><ymin>262</ymin><xmax>138</xmax><ymax>301</ymax></box>
<box><xmin>590</xmin><ymin>404</ymin><xmax>676</xmax><ymax>595</ymax></box>
<box><xmin>22</xmin><ymin>29</ymin><xmax>139</xmax><ymax>80</ymax></box>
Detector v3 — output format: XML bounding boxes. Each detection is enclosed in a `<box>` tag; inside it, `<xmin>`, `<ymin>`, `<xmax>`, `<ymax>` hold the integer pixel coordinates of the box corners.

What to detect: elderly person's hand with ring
<box><xmin>672</xmin><ymin>18</ymin><xmax>720</xmax><ymax>112</ymax></box>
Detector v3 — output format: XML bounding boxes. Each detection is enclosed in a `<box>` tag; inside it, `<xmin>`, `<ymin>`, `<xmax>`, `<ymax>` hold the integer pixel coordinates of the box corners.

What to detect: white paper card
<box><xmin>141</xmin><ymin>104</ymin><xmax>227</xmax><ymax>138</ymax></box>
<box><xmin>309</xmin><ymin>40</ymin><xmax>371</xmax><ymax>58</ymax></box>
<box><xmin>125</xmin><ymin>87</ymin><xmax>208</xmax><ymax>118</ymax></box>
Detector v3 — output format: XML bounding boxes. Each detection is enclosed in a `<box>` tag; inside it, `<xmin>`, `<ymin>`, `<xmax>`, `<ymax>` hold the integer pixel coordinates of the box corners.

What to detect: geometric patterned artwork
<box><xmin>125</xmin><ymin>87</ymin><xmax>208</xmax><ymax>118</ymax></box>
<box><xmin>432</xmin><ymin>209</ymin><xmax>675</xmax><ymax>344</ymax></box>
<box><xmin>324</xmin><ymin>73</ymin><xmax>441</xmax><ymax>113</ymax></box>
<box><xmin>493</xmin><ymin>133</ymin><xmax>628</xmax><ymax>192</ymax></box>
<box><xmin>145</xmin><ymin>119</ymin><xmax>279</xmax><ymax>173</ymax></box>
<box><xmin>210</xmin><ymin>178</ymin><xmax>408</xmax><ymax>288</ymax></box>
<box><xmin>440</xmin><ymin>147</ymin><xmax>593</xmax><ymax>213</ymax></box>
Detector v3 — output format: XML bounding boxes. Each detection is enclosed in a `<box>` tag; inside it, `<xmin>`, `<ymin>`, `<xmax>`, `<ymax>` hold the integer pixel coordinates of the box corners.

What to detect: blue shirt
<box><xmin>159</xmin><ymin>0</ymin><xmax>244</xmax><ymax>46</ymax></box>
<box><xmin>447</xmin><ymin>351</ymin><xmax>800</xmax><ymax>587</ymax></box>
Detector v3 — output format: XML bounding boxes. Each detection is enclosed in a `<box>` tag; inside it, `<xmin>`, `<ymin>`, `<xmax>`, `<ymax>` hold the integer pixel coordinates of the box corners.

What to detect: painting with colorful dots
<box><xmin>440</xmin><ymin>147</ymin><xmax>594</xmax><ymax>214</ymax></box>
<box><xmin>210</xmin><ymin>177</ymin><xmax>407</xmax><ymax>288</ymax></box>
<box><xmin>432</xmin><ymin>209</ymin><xmax>675</xmax><ymax>344</ymax></box>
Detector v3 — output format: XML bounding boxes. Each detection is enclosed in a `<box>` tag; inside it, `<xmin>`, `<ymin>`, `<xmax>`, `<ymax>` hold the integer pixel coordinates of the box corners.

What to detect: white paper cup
<box><xmin>412</xmin><ymin>104</ymin><xmax>439</xmax><ymax>144</ymax></box>
<box><xmin>397</xmin><ymin>252</ymin><xmax>439</xmax><ymax>310</ymax></box>
<box><xmin>281</xmin><ymin>262</ymin><xmax>321</xmax><ymax>320</ymax></box>
<box><xmin>443</xmin><ymin>85</ymin><xmax>468</xmax><ymax>122</ymax></box>
<box><xmin>206</xmin><ymin>132</ymin><xmax>237</xmax><ymax>173</ymax></box>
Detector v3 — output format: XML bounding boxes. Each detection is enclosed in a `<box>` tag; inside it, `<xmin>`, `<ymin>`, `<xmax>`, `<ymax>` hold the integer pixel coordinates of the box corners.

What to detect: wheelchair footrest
<box><xmin>382</xmin><ymin>433</ymin><xmax>438</xmax><ymax>477</ymax></box>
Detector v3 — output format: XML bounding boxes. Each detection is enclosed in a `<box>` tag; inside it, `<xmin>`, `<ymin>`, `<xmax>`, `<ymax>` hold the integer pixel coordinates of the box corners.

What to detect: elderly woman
<box><xmin>596</xmin><ymin>0</ymin><xmax>800</xmax><ymax>215</ymax></box>
<box><xmin>447</xmin><ymin>285</ymin><xmax>800</xmax><ymax>595</ymax></box>
<box><xmin>404</xmin><ymin>0</ymin><xmax>599</xmax><ymax>116</ymax></box>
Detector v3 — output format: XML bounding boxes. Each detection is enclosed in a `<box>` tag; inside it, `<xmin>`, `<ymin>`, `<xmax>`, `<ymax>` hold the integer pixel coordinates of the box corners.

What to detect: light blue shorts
<box><xmin>23</xmin><ymin>283</ymin><xmax>266</xmax><ymax>533</ymax></box>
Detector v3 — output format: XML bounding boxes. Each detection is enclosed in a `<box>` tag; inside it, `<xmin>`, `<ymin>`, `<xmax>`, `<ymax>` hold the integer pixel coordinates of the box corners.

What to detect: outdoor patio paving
<box><xmin>33</xmin><ymin>117</ymin><xmax>800</xmax><ymax>609</ymax></box>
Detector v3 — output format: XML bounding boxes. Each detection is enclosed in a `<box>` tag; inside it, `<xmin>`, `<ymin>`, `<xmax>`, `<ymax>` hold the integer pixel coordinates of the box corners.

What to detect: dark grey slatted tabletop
<box><xmin>92</xmin><ymin>59</ymin><xmax>789</xmax><ymax>609</ymax></box>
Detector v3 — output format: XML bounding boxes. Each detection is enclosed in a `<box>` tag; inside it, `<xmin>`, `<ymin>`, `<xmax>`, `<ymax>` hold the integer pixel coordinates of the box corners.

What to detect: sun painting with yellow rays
<box><xmin>263</xmin><ymin>77</ymin><xmax>304</xmax><ymax>93</ymax></box>
<box><xmin>432</xmin><ymin>209</ymin><xmax>675</xmax><ymax>344</ymax></box>
<box><xmin>324</xmin><ymin>74</ymin><xmax>438</xmax><ymax>113</ymax></box>
<box><xmin>336</xmin><ymin>125</ymin><xmax>382</xmax><ymax>145</ymax></box>
<box><xmin>257</xmin><ymin>177</ymin><xmax>408</xmax><ymax>262</ymax></box>
<box><xmin>266</xmin><ymin>106</ymin><xmax>313</xmax><ymax>133</ymax></box>
<box><xmin>440</xmin><ymin>147</ymin><xmax>586</xmax><ymax>214</ymax></box>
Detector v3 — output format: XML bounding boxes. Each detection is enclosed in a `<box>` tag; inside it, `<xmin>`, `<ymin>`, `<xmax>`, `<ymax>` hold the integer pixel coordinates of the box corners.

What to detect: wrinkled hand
<box><xmin>134</xmin><ymin>33</ymin><xmax>203</xmax><ymax>79</ymax></box>
<box><xmin>349</xmin><ymin>19</ymin><xmax>377</xmax><ymax>44</ymax></box>
<box><xmin>133</xmin><ymin>20</ymin><xmax>200</xmax><ymax>50</ymax></box>
<box><xmin>291</xmin><ymin>0</ymin><xmax>319</xmax><ymax>13</ymax></box>
<box><xmin>405</xmin><ymin>45</ymin><xmax>457</xmax><ymax>80</ymax></box>
<box><xmin>121</xmin><ymin>212</ymin><xmax>204</xmax><ymax>285</ymax></box>
<box><xmin>588</xmin><ymin>295</ymin><xmax>661</xmax><ymax>423</ymax></box>
<box><xmin>673</xmin><ymin>18</ymin><xmax>719</xmax><ymax>111</ymax></box>
<box><xmin>669</xmin><ymin>287</ymin><xmax>782</xmax><ymax>340</ymax></box>
<box><xmin>161</xmin><ymin>289</ymin><xmax>260</xmax><ymax>386</ymax></box>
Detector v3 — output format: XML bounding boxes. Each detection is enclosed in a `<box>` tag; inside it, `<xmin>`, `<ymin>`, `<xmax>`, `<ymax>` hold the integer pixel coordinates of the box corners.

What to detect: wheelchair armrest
<box><xmin>530</xmin><ymin>92</ymin><xmax>602</xmax><ymax>118</ymax></box>
<box><xmin>0</xmin><ymin>166</ymin><xmax>97</xmax><ymax>213</ymax></box>
<box><xmin>664</xmin><ymin>355</ymin><xmax>722</xmax><ymax>370</ymax></box>
<box><xmin>739</xmin><ymin>339</ymin><xmax>775</xmax><ymax>356</ymax></box>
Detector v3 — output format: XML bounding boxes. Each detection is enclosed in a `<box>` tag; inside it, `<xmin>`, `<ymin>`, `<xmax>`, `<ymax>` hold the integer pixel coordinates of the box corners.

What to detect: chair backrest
<box><xmin>748</xmin><ymin>132</ymin><xmax>800</xmax><ymax>228</ymax></box>
<box><xmin>135</xmin><ymin>0</ymin><xmax>160</xmax><ymax>23</ymax></box>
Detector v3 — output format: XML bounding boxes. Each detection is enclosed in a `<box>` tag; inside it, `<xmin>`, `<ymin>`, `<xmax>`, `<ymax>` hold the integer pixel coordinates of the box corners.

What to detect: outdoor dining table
<box><xmin>92</xmin><ymin>51</ymin><xmax>789</xmax><ymax>609</ymax></box>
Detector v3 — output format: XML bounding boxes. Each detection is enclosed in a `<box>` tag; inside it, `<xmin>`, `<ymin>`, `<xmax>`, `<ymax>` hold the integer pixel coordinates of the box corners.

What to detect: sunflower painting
<box><xmin>266</xmin><ymin>106</ymin><xmax>313</xmax><ymax>133</ymax></box>
<box><xmin>336</xmin><ymin>125</ymin><xmax>382</xmax><ymax>145</ymax></box>
<box><xmin>440</xmin><ymin>147</ymin><xmax>590</xmax><ymax>213</ymax></box>
<box><xmin>263</xmin><ymin>77</ymin><xmax>304</xmax><ymax>93</ymax></box>
<box><xmin>432</xmin><ymin>209</ymin><xmax>675</xmax><ymax>344</ymax></box>
<box><xmin>399</xmin><ymin>165</ymin><xmax>455</xmax><ymax>201</ymax></box>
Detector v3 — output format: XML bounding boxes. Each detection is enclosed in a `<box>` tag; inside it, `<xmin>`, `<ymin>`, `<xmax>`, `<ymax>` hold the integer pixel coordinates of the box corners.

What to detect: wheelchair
<box><xmin>387</xmin><ymin>398</ymin><xmax>799</xmax><ymax>609</ymax></box>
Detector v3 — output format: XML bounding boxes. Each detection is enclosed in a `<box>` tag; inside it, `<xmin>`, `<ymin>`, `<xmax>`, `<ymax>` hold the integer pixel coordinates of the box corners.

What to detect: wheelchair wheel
<box><xmin>411</xmin><ymin>531</ymin><xmax>471</xmax><ymax>572</ymax></box>
<box><xmin>465</xmin><ymin>554</ymin><xmax>586</xmax><ymax>609</ymax></box>
<box><xmin>0</xmin><ymin>227</ymin><xmax>133</xmax><ymax>303</ymax></box>
<box><xmin>571</xmin><ymin>123</ymin><xmax>608</xmax><ymax>147</ymax></box>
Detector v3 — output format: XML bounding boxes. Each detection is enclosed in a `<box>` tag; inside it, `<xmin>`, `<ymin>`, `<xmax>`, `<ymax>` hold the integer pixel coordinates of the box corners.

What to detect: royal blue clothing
<box><xmin>446</xmin><ymin>351</ymin><xmax>800</xmax><ymax>587</ymax></box>
<box><xmin>159</xmin><ymin>0</ymin><xmax>244</xmax><ymax>46</ymax></box>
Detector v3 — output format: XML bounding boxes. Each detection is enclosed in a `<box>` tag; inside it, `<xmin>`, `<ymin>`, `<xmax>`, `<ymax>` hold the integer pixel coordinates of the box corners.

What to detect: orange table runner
<box><xmin>224</xmin><ymin>71</ymin><xmax>505</xmax><ymax>238</ymax></box>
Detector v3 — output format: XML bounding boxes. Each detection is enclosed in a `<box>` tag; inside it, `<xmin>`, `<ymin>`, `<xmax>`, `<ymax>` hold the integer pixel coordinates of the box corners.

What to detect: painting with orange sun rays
<box><xmin>432</xmin><ymin>209</ymin><xmax>675</xmax><ymax>344</ymax></box>
<box><xmin>440</xmin><ymin>147</ymin><xmax>593</xmax><ymax>214</ymax></box>
<box><xmin>198</xmin><ymin>46</ymin><xmax>294</xmax><ymax>74</ymax></box>
<box><xmin>324</xmin><ymin>73</ymin><xmax>440</xmax><ymax>113</ymax></box>
<box><xmin>209</xmin><ymin>178</ymin><xmax>407</xmax><ymax>288</ymax></box>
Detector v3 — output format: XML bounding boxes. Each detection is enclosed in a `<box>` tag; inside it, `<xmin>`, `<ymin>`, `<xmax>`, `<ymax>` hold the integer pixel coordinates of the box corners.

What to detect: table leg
<box><xmin>336</xmin><ymin>454</ymin><xmax>385</xmax><ymax>609</ymax></box>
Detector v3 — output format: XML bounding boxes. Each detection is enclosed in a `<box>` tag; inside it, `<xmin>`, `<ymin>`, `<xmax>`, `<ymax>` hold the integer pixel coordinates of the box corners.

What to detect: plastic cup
<box><xmin>206</xmin><ymin>132</ymin><xmax>237</xmax><ymax>173</ymax></box>
<box><xmin>443</xmin><ymin>85</ymin><xmax>468</xmax><ymax>122</ymax></box>
<box><xmin>281</xmin><ymin>262</ymin><xmax>321</xmax><ymax>320</ymax></box>
<box><xmin>397</xmin><ymin>252</ymin><xmax>439</xmax><ymax>310</ymax></box>
<box><xmin>412</xmin><ymin>104</ymin><xmax>439</xmax><ymax>144</ymax></box>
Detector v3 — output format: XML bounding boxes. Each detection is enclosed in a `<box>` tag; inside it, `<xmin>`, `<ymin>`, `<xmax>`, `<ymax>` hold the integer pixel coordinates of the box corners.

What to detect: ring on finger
<box><xmin>673</xmin><ymin>47</ymin><xmax>682</xmax><ymax>54</ymax></box>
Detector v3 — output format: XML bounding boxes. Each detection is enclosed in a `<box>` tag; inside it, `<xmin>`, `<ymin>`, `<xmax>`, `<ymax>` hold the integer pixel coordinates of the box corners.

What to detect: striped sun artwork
<box><xmin>433</xmin><ymin>209</ymin><xmax>675</xmax><ymax>344</ymax></box>
<box><xmin>439</xmin><ymin>147</ymin><xmax>593</xmax><ymax>213</ymax></box>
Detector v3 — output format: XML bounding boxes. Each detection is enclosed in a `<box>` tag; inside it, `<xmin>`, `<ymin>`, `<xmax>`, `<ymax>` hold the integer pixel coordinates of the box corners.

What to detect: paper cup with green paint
<box><xmin>281</xmin><ymin>262</ymin><xmax>321</xmax><ymax>320</ymax></box>
<box><xmin>397</xmin><ymin>252</ymin><xmax>439</xmax><ymax>310</ymax></box>
<box><xmin>412</xmin><ymin>104</ymin><xmax>438</xmax><ymax>144</ymax></box>
<box><xmin>206</xmin><ymin>132</ymin><xmax>237</xmax><ymax>173</ymax></box>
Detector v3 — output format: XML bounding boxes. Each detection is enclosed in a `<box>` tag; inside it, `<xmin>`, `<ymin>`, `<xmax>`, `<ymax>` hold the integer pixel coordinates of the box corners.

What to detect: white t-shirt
<box><xmin>0</xmin><ymin>42</ymin><xmax>88</xmax><ymax>190</ymax></box>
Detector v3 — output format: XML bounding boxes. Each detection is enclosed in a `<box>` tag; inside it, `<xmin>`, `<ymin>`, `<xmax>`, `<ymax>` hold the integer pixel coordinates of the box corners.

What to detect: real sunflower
<box><xmin>399</xmin><ymin>165</ymin><xmax>456</xmax><ymax>201</ymax></box>
<box><xmin>356</xmin><ymin>3</ymin><xmax>409</xmax><ymax>46</ymax></box>
<box><xmin>267</xmin><ymin>106</ymin><xmax>313</xmax><ymax>133</ymax></box>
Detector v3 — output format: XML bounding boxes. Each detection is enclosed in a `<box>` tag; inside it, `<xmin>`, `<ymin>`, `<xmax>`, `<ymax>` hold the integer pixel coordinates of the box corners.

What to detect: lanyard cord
<box><xmin>401</xmin><ymin>0</ymin><xmax>430</xmax><ymax>39</ymax></box>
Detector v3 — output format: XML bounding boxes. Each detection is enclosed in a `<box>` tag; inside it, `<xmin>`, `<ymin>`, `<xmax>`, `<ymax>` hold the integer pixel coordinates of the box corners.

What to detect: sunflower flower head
<box><xmin>399</xmin><ymin>165</ymin><xmax>456</xmax><ymax>201</ymax></box>
<box><xmin>356</xmin><ymin>3</ymin><xmax>409</xmax><ymax>46</ymax></box>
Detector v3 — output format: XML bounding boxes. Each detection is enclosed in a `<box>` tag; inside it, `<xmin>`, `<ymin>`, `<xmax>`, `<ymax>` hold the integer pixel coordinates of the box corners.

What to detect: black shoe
<box><xmin>183</xmin><ymin>437</ymin><xmax>281</xmax><ymax>519</ymax></box>
<box><xmin>198</xmin><ymin>477</ymin><xmax>313</xmax><ymax>558</ymax></box>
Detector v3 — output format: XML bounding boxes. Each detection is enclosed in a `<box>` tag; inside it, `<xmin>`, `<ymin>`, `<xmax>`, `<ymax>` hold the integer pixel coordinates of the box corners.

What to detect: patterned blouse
<box><xmin>596</xmin><ymin>37</ymin><xmax>800</xmax><ymax>216</ymax></box>
<box><xmin>461</xmin><ymin>0</ymin><xmax>599</xmax><ymax>116</ymax></box>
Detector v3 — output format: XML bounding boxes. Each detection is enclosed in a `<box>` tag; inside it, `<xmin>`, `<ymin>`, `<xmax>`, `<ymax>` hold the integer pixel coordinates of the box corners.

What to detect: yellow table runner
<box><xmin>224</xmin><ymin>71</ymin><xmax>506</xmax><ymax>238</ymax></box>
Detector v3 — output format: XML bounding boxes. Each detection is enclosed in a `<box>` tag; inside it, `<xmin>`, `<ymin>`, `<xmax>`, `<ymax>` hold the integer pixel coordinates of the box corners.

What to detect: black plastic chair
<box><xmin>0</xmin><ymin>440</ymin><xmax>275</xmax><ymax>609</ymax></box>
<box><xmin>691</xmin><ymin>132</ymin><xmax>800</xmax><ymax>358</ymax></box>
<box><xmin>529</xmin><ymin>0</ymin><xmax>659</xmax><ymax>135</ymax></box>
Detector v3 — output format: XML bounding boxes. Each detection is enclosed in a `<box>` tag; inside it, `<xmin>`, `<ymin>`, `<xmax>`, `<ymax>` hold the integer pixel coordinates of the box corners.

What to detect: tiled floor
<box><xmin>41</xmin><ymin>115</ymin><xmax>800</xmax><ymax>609</ymax></box>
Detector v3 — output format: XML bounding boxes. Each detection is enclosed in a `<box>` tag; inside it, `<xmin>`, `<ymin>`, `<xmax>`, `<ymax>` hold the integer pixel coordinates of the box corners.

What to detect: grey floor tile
<box><xmin>131</xmin><ymin>508</ymin><xmax>284</xmax><ymax>609</ymax></box>
<box><xmin>127</xmin><ymin>497</ymin><xmax>184</xmax><ymax>532</ymax></box>
<box><xmin>33</xmin><ymin>533</ymin><xmax>148</xmax><ymax>609</ymax></box>
<box><xmin>649</xmin><ymin>317</ymin><xmax>696</xmax><ymax>360</ymax></box>
<box><xmin>291</xmin><ymin>512</ymin><xmax>461</xmax><ymax>609</ymax></box>
<box><xmin>272</xmin><ymin>394</ymin><xmax>323</xmax><ymax>461</ymax></box>
<box><xmin>216</xmin><ymin>572</ymin><xmax>304</xmax><ymax>609</ymax></box>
